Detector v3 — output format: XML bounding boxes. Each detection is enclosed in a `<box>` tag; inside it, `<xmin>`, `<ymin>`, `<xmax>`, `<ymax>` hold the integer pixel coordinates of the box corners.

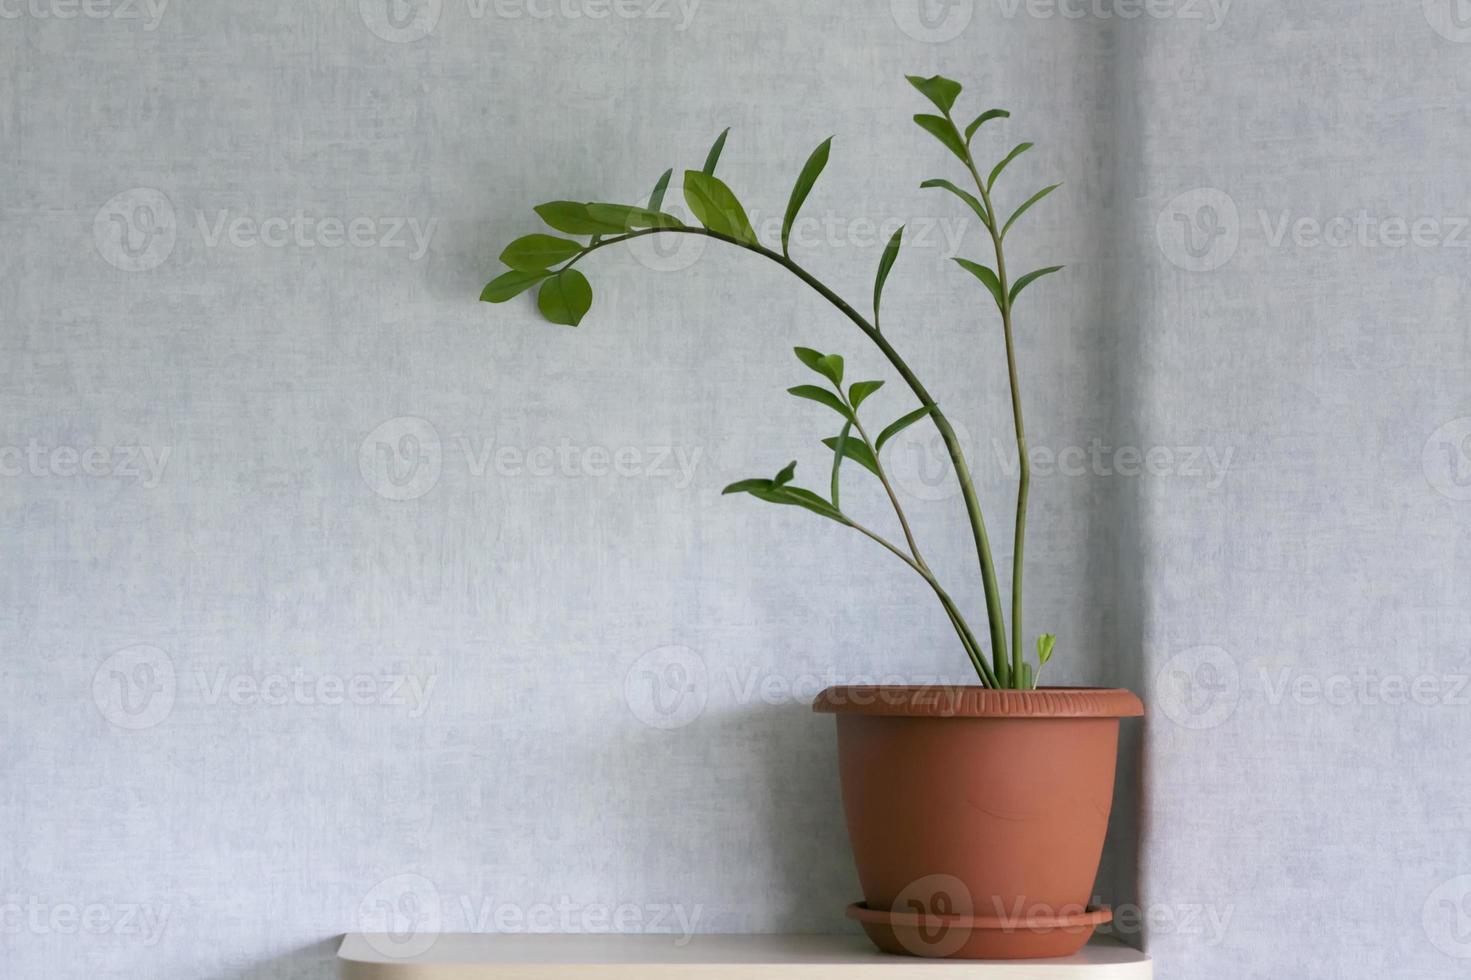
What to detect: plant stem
<box><xmin>845</xmin><ymin>519</ymin><xmax>998</xmax><ymax>688</ymax></box>
<box><xmin>569</xmin><ymin>226</ymin><xmax>1011</xmax><ymax>682</ymax></box>
<box><xmin>779</xmin><ymin>255</ymin><xmax>1011</xmax><ymax>673</ymax></box>
<box><xmin>962</xmin><ymin>140</ymin><xmax>1029</xmax><ymax>690</ymax></box>
<box><xmin>849</xmin><ymin>414</ymin><xmax>922</xmax><ymax>565</ymax></box>
<box><xmin>845</xmin><ymin>413</ymin><xmax>998</xmax><ymax>686</ymax></box>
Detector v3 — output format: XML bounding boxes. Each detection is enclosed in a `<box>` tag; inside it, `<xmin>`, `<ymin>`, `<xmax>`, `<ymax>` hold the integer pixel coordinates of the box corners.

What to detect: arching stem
<box><xmin>566</xmin><ymin>226</ymin><xmax>1011</xmax><ymax>680</ymax></box>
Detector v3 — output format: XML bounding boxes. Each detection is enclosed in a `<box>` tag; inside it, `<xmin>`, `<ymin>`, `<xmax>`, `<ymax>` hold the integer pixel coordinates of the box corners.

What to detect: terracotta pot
<box><xmin>813</xmin><ymin>685</ymin><xmax>1143</xmax><ymax>960</ymax></box>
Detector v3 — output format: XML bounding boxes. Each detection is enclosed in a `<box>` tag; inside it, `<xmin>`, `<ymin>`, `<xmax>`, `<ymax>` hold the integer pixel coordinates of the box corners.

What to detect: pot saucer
<box><xmin>845</xmin><ymin>901</ymin><xmax>1112</xmax><ymax>960</ymax></box>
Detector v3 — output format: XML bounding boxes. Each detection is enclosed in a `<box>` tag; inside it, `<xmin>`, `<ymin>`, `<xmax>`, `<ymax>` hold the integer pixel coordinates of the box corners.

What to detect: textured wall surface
<box><xmin>1124</xmin><ymin>4</ymin><xmax>1471</xmax><ymax>977</ymax></box>
<box><xmin>2</xmin><ymin>1</ymin><xmax>1468</xmax><ymax>977</ymax></box>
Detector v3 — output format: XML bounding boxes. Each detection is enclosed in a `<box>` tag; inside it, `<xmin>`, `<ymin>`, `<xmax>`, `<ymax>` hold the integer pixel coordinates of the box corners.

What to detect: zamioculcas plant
<box><xmin>483</xmin><ymin>74</ymin><xmax>1063</xmax><ymax>690</ymax></box>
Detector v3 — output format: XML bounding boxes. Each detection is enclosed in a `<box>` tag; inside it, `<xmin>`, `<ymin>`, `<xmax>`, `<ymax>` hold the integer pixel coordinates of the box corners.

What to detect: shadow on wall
<box><xmin>614</xmin><ymin>699</ymin><xmax>861</xmax><ymax>934</ymax></box>
<box><xmin>745</xmin><ymin>702</ymin><xmax>861</xmax><ymax>932</ymax></box>
<box><xmin>1088</xmin><ymin>19</ymin><xmax>1151</xmax><ymax>952</ymax></box>
<box><xmin>205</xmin><ymin>938</ymin><xmax>338</xmax><ymax>980</ymax></box>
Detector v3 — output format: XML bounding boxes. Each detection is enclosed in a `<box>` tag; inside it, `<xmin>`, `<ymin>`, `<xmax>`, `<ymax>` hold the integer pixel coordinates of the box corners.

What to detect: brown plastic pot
<box><xmin>813</xmin><ymin>685</ymin><xmax>1143</xmax><ymax>960</ymax></box>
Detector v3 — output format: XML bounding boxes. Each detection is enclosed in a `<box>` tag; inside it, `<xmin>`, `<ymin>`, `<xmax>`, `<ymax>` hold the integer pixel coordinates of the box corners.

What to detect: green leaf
<box><xmin>954</xmin><ymin>257</ymin><xmax>1005</xmax><ymax>311</ymax></box>
<box><xmin>988</xmin><ymin>142</ymin><xmax>1033</xmax><ymax>190</ymax></box>
<box><xmin>480</xmin><ymin>268</ymin><xmax>551</xmax><ymax>303</ymax></box>
<box><xmin>782</xmin><ymin>485</ymin><xmax>844</xmax><ymax>517</ymax></box>
<box><xmin>905</xmin><ymin>74</ymin><xmax>963</xmax><ymax>114</ymax></box>
<box><xmin>1001</xmin><ymin>183</ymin><xmax>1061</xmax><ymax>239</ymax></box>
<box><xmin>682</xmin><ymin>170</ymin><xmax>756</xmax><ymax>244</ymax></box>
<box><xmin>647</xmin><ymin>168</ymin><xmax>673</xmax><ymax>212</ymax></box>
<box><xmin>873</xmin><ymin>226</ymin><xmax>902</xmax><ymax>328</ymax></box>
<box><xmin>793</xmin><ymin>346</ymin><xmax>829</xmax><ymax>376</ymax></box>
<box><xmin>702</xmin><ymin>128</ymin><xmax>730</xmax><ymax>176</ymax></box>
<box><xmin>793</xmin><ymin>347</ymin><xmax>844</xmax><ymax>386</ymax></box>
<box><xmin>1009</xmin><ymin>265</ymin><xmax>1064</xmax><ymax>305</ymax></box>
<box><xmin>760</xmin><ymin>484</ymin><xmax>847</xmax><ymax>523</ymax></box>
<box><xmin>1021</xmin><ymin>662</ymin><xmax>1035</xmax><ymax>690</ymax></box>
<box><xmin>875</xmin><ymin>405</ymin><xmax>933</xmax><ymax>454</ymax></box>
<box><xmin>787</xmin><ymin>385</ymin><xmax>854</xmax><ymax>422</ymax></box>
<box><xmin>533</xmin><ymin>201</ymin><xmax>624</xmax><ymax>236</ymax></box>
<box><xmin>536</xmin><ymin>268</ymin><xmax>593</xmax><ymax>326</ymax></box>
<box><xmin>782</xmin><ymin>137</ymin><xmax>832</xmax><ymax>256</ymax></box>
<box><xmin>500</xmin><ymin>234</ymin><xmax>583</xmax><ymax>272</ymax></box>
<box><xmin>830</xmin><ymin>421</ymin><xmax>852</xmax><ymax>506</ymax></box>
<box><xmin>723</xmin><ymin>478</ymin><xmax>773</xmax><ymax>495</ymax></box>
<box><xmin>965</xmin><ymin>108</ymin><xmax>1010</xmax><ymax>143</ymax></box>
<box><xmin>729</xmin><ymin>479</ymin><xmax>847</xmax><ymax>523</ymax></box>
<box><xmin>774</xmin><ymin>460</ymin><xmax>797</xmax><ymax>486</ymax></box>
<box><xmin>912</xmin><ymin>114</ymin><xmax>968</xmax><ymax>162</ymax></box>
<box><xmin>818</xmin><ymin>353</ymin><xmax>844</xmax><ymax>386</ymax></box>
<box><xmin>1036</xmin><ymin>633</ymin><xmax>1056</xmax><ymax>666</ymax></box>
<box><xmin>794</xmin><ymin>345</ymin><xmax>841</xmax><ymax>388</ymax></box>
<box><xmin>848</xmin><ymin>380</ymin><xmax>885</xmax><ymax>410</ymax></box>
<box><xmin>585</xmin><ymin>203</ymin><xmax>684</xmax><ymax>230</ymax></box>
<box><xmin>920</xmin><ymin>178</ymin><xmax>991</xmax><ymax>227</ymax></box>
<box><xmin>821</xmin><ymin>434</ymin><xmax>880</xmax><ymax>477</ymax></box>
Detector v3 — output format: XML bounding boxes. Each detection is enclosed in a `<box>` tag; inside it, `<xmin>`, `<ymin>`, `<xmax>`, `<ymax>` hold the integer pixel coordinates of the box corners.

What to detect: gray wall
<box><xmin>1126</xmin><ymin>4</ymin><xmax>1471</xmax><ymax>976</ymax></box>
<box><xmin>2</xmin><ymin>1</ymin><xmax>1467</xmax><ymax>977</ymax></box>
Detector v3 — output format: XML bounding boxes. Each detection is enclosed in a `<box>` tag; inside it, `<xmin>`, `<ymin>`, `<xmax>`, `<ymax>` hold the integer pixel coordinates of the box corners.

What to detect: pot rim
<box><xmin>812</xmin><ymin>685</ymin><xmax>1144</xmax><ymax>718</ymax></box>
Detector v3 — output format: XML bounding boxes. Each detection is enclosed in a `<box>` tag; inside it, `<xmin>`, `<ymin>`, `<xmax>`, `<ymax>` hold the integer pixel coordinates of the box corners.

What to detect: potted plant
<box><xmin>481</xmin><ymin>74</ymin><xmax>1143</xmax><ymax>960</ymax></box>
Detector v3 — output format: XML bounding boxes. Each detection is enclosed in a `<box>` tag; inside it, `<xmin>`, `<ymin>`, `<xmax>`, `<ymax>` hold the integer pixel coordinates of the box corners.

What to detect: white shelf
<box><xmin>337</xmin><ymin>934</ymin><xmax>1151</xmax><ymax>978</ymax></box>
